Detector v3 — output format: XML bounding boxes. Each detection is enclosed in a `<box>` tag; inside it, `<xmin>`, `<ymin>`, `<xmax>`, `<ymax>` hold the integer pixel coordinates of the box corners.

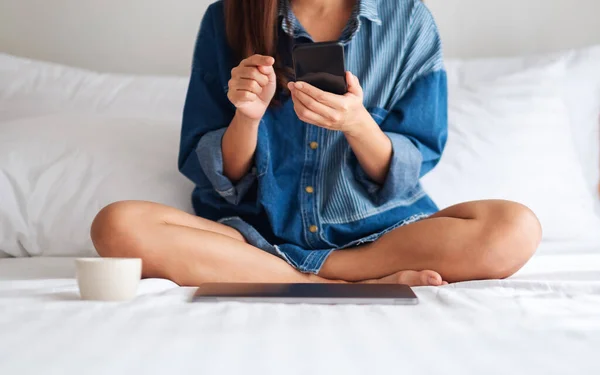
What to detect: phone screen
<box><xmin>292</xmin><ymin>42</ymin><xmax>347</xmax><ymax>95</ymax></box>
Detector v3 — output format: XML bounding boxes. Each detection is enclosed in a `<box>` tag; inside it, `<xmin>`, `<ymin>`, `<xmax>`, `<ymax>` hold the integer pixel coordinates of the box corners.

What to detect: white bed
<box><xmin>1</xmin><ymin>50</ymin><xmax>600</xmax><ymax>375</ymax></box>
<box><xmin>2</xmin><ymin>1</ymin><xmax>600</xmax><ymax>373</ymax></box>
<box><xmin>0</xmin><ymin>247</ymin><xmax>599</xmax><ymax>375</ymax></box>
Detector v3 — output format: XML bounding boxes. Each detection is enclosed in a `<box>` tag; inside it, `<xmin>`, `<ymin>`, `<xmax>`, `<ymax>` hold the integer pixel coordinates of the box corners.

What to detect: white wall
<box><xmin>428</xmin><ymin>0</ymin><xmax>600</xmax><ymax>59</ymax></box>
<box><xmin>1</xmin><ymin>0</ymin><xmax>600</xmax><ymax>76</ymax></box>
<box><xmin>0</xmin><ymin>0</ymin><xmax>212</xmax><ymax>75</ymax></box>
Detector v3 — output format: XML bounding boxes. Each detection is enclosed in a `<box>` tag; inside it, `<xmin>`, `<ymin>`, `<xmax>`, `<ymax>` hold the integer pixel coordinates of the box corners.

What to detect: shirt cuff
<box><xmin>354</xmin><ymin>132</ymin><xmax>423</xmax><ymax>203</ymax></box>
<box><xmin>196</xmin><ymin>128</ymin><xmax>257</xmax><ymax>205</ymax></box>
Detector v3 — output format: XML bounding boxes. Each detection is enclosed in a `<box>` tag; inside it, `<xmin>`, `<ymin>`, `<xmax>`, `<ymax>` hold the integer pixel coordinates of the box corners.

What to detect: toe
<box><xmin>394</xmin><ymin>270</ymin><xmax>443</xmax><ymax>286</ymax></box>
<box><xmin>420</xmin><ymin>270</ymin><xmax>443</xmax><ymax>286</ymax></box>
<box><xmin>374</xmin><ymin>270</ymin><xmax>445</xmax><ymax>286</ymax></box>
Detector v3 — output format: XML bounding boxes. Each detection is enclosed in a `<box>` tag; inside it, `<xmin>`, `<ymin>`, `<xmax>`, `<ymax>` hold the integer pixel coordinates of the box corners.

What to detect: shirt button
<box><xmin>305</xmin><ymin>186</ymin><xmax>314</xmax><ymax>194</ymax></box>
<box><xmin>309</xmin><ymin>225</ymin><xmax>319</xmax><ymax>233</ymax></box>
<box><xmin>310</xmin><ymin>142</ymin><xmax>319</xmax><ymax>150</ymax></box>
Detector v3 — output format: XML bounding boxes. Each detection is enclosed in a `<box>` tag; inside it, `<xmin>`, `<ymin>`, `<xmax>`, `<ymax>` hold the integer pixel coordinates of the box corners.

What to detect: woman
<box><xmin>91</xmin><ymin>0</ymin><xmax>541</xmax><ymax>286</ymax></box>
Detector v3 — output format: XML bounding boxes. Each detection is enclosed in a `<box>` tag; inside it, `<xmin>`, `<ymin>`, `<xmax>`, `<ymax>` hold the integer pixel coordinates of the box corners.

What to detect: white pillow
<box><xmin>0</xmin><ymin>114</ymin><xmax>194</xmax><ymax>257</ymax></box>
<box><xmin>0</xmin><ymin>53</ymin><xmax>188</xmax><ymax>123</ymax></box>
<box><xmin>422</xmin><ymin>58</ymin><xmax>600</xmax><ymax>245</ymax></box>
<box><xmin>445</xmin><ymin>45</ymin><xmax>600</xmax><ymax>204</ymax></box>
<box><xmin>561</xmin><ymin>46</ymin><xmax>600</xmax><ymax>212</ymax></box>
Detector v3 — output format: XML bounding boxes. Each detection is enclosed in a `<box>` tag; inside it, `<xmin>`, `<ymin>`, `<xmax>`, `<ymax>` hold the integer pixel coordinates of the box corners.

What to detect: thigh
<box><xmin>372</xmin><ymin>200</ymin><xmax>523</xmax><ymax>253</ymax></box>
<box><xmin>93</xmin><ymin>201</ymin><xmax>321</xmax><ymax>284</ymax></box>
<box><xmin>100</xmin><ymin>200</ymin><xmax>247</xmax><ymax>243</ymax></box>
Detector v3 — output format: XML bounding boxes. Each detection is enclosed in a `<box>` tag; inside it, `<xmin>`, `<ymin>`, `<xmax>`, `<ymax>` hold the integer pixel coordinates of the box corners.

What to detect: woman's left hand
<box><xmin>288</xmin><ymin>72</ymin><xmax>370</xmax><ymax>135</ymax></box>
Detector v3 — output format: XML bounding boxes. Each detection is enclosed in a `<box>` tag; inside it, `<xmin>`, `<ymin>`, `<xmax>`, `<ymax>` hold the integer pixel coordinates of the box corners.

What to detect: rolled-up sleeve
<box><xmin>195</xmin><ymin>128</ymin><xmax>257</xmax><ymax>205</ymax></box>
<box><xmin>178</xmin><ymin>5</ymin><xmax>256</xmax><ymax>207</ymax></box>
<box><xmin>353</xmin><ymin>70</ymin><xmax>448</xmax><ymax>202</ymax></box>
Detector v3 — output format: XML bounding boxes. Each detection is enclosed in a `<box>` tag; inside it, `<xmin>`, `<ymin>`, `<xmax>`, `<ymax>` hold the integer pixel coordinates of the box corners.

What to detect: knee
<box><xmin>91</xmin><ymin>201</ymin><xmax>147</xmax><ymax>258</ymax></box>
<box><xmin>476</xmin><ymin>201</ymin><xmax>542</xmax><ymax>279</ymax></box>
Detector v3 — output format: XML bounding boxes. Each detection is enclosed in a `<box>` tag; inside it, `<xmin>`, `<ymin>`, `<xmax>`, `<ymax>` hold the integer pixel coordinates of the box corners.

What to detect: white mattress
<box><xmin>1</xmin><ymin>245</ymin><xmax>600</xmax><ymax>375</ymax></box>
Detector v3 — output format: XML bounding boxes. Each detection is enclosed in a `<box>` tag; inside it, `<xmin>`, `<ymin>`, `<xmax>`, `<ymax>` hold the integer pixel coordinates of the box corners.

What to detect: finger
<box><xmin>242</xmin><ymin>54</ymin><xmax>275</xmax><ymax>67</ymax></box>
<box><xmin>293</xmin><ymin>81</ymin><xmax>344</xmax><ymax>108</ymax></box>
<box><xmin>291</xmin><ymin>92</ymin><xmax>331</xmax><ymax>127</ymax></box>
<box><xmin>234</xmin><ymin>67</ymin><xmax>269</xmax><ymax>87</ymax></box>
<box><xmin>290</xmin><ymin>84</ymin><xmax>339</xmax><ymax>122</ymax></box>
<box><xmin>346</xmin><ymin>71</ymin><xmax>363</xmax><ymax>96</ymax></box>
<box><xmin>258</xmin><ymin>65</ymin><xmax>277</xmax><ymax>84</ymax></box>
<box><xmin>232</xmin><ymin>78</ymin><xmax>263</xmax><ymax>95</ymax></box>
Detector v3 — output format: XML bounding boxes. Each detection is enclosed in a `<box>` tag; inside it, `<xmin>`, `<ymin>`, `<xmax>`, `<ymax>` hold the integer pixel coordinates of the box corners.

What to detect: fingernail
<box><xmin>295</xmin><ymin>82</ymin><xmax>303</xmax><ymax>89</ymax></box>
<box><xmin>429</xmin><ymin>277</ymin><xmax>439</xmax><ymax>285</ymax></box>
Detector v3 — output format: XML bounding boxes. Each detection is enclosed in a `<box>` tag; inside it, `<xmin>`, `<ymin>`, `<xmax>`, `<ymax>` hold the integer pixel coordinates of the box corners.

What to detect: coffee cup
<box><xmin>76</xmin><ymin>258</ymin><xmax>142</xmax><ymax>301</ymax></box>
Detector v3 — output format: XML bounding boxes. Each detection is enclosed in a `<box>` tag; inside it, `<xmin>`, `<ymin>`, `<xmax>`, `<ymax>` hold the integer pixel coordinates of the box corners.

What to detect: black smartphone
<box><xmin>292</xmin><ymin>42</ymin><xmax>347</xmax><ymax>95</ymax></box>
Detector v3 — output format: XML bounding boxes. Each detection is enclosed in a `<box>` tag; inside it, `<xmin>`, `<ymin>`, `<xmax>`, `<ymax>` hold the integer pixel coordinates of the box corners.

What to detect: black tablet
<box><xmin>192</xmin><ymin>283</ymin><xmax>418</xmax><ymax>305</ymax></box>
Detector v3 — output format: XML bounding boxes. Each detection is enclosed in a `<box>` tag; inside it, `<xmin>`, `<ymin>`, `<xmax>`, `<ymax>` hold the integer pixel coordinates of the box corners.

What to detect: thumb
<box><xmin>346</xmin><ymin>72</ymin><xmax>362</xmax><ymax>95</ymax></box>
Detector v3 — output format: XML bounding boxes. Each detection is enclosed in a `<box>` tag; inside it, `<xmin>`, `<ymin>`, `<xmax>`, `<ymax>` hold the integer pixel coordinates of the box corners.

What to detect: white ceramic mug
<box><xmin>76</xmin><ymin>258</ymin><xmax>142</xmax><ymax>301</ymax></box>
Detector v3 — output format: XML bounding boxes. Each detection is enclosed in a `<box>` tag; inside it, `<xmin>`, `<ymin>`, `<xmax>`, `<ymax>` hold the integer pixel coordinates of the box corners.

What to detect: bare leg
<box><xmin>320</xmin><ymin>200</ymin><xmax>542</xmax><ymax>283</ymax></box>
<box><xmin>91</xmin><ymin>201</ymin><xmax>336</xmax><ymax>285</ymax></box>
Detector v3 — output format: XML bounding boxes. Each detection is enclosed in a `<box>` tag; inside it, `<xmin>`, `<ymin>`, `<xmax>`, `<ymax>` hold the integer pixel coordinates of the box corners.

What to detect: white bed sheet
<box><xmin>1</xmin><ymin>245</ymin><xmax>600</xmax><ymax>375</ymax></box>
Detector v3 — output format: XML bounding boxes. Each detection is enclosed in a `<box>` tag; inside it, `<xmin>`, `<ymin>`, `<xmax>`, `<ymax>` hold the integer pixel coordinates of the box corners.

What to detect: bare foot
<box><xmin>367</xmin><ymin>270</ymin><xmax>447</xmax><ymax>286</ymax></box>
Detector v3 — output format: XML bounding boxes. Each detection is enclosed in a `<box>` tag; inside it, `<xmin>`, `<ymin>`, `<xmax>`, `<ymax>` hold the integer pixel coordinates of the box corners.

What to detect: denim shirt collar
<box><xmin>279</xmin><ymin>0</ymin><xmax>382</xmax><ymax>42</ymax></box>
<box><xmin>357</xmin><ymin>0</ymin><xmax>382</xmax><ymax>25</ymax></box>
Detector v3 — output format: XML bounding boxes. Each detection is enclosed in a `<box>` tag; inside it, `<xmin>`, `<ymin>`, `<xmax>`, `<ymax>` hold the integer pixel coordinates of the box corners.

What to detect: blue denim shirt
<box><xmin>179</xmin><ymin>0</ymin><xmax>448</xmax><ymax>272</ymax></box>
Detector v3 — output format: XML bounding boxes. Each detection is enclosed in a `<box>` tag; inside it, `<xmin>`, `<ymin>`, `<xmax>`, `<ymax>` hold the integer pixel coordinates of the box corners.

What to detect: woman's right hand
<box><xmin>228</xmin><ymin>54</ymin><xmax>277</xmax><ymax>121</ymax></box>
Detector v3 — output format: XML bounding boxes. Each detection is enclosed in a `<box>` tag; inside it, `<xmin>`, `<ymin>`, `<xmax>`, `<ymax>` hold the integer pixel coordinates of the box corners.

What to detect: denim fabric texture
<box><xmin>178</xmin><ymin>0</ymin><xmax>448</xmax><ymax>273</ymax></box>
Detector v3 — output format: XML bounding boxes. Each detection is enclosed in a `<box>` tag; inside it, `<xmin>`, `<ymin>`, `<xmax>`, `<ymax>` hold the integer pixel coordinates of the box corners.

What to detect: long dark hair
<box><xmin>224</xmin><ymin>0</ymin><xmax>290</xmax><ymax>101</ymax></box>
